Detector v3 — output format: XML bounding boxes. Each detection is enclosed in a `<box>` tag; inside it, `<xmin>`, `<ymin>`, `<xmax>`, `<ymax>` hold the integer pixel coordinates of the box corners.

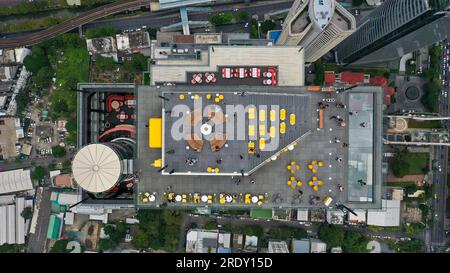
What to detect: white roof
<box><xmin>310</xmin><ymin>239</ymin><xmax>327</xmax><ymax>253</ymax></box>
<box><xmin>367</xmin><ymin>199</ymin><xmax>401</xmax><ymax>227</ymax></box>
<box><xmin>0</xmin><ymin>195</ymin><xmax>15</xmax><ymax>205</ymax></box>
<box><xmin>89</xmin><ymin>213</ymin><xmax>108</xmax><ymax>223</ymax></box>
<box><xmin>297</xmin><ymin>209</ymin><xmax>309</xmax><ymax>221</ymax></box>
<box><xmin>268</xmin><ymin>241</ymin><xmax>290</xmax><ymax>253</ymax></box>
<box><xmin>116</xmin><ymin>34</ymin><xmax>130</xmax><ymax>51</ymax></box>
<box><xmin>15</xmin><ymin>197</ymin><xmax>25</xmax><ymax>244</ymax></box>
<box><xmin>0</xmin><ymin>206</ymin><xmax>7</xmax><ymax>245</ymax></box>
<box><xmin>57</xmin><ymin>193</ymin><xmax>79</xmax><ymax>205</ymax></box>
<box><xmin>49</xmin><ymin>170</ymin><xmax>61</xmax><ymax>180</ymax></box>
<box><xmin>348</xmin><ymin>209</ymin><xmax>367</xmax><ymax>223</ymax></box>
<box><xmin>0</xmin><ymin>169</ymin><xmax>33</xmax><ymax>195</ymax></box>
<box><xmin>72</xmin><ymin>144</ymin><xmax>122</xmax><ymax>193</ymax></box>
<box><xmin>65</xmin><ymin>212</ymin><xmax>75</xmax><ymax>225</ymax></box>
<box><xmin>7</xmin><ymin>204</ymin><xmax>15</xmax><ymax>244</ymax></box>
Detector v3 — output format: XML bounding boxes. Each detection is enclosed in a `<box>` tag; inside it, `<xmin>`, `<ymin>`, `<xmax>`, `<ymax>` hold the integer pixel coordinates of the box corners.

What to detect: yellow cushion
<box><xmin>259</xmin><ymin>109</ymin><xmax>266</xmax><ymax>122</ymax></box>
<box><xmin>259</xmin><ymin>138</ymin><xmax>265</xmax><ymax>150</ymax></box>
<box><xmin>270</xmin><ymin>110</ymin><xmax>276</xmax><ymax>121</ymax></box>
<box><xmin>248</xmin><ymin>107</ymin><xmax>255</xmax><ymax>120</ymax></box>
<box><xmin>259</xmin><ymin>124</ymin><xmax>266</xmax><ymax>136</ymax></box>
<box><xmin>248</xmin><ymin>125</ymin><xmax>255</xmax><ymax>137</ymax></box>
<box><xmin>270</xmin><ymin>126</ymin><xmax>276</xmax><ymax>138</ymax></box>
<box><xmin>290</xmin><ymin>114</ymin><xmax>296</xmax><ymax>125</ymax></box>
<box><xmin>280</xmin><ymin>109</ymin><xmax>286</xmax><ymax>120</ymax></box>
<box><xmin>280</xmin><ymin>122</ymin><xmax>286</xmax><ymax>134</ymax></box>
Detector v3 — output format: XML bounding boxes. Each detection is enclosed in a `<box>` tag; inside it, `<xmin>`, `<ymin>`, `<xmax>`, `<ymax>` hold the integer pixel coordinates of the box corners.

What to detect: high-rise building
<box><xmin>336</xmin><ymin>0</ymin><xmax>450</xmax><ymax>66</ymax></box>
<box><xmin>276</xmin><ymin>0</ymin><xmax>356</xmax><ymax>63</ymax></box>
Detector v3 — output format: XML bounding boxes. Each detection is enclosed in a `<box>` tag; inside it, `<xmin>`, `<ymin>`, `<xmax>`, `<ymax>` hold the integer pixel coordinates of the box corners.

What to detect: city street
<box><xmin>27</xmin><ymin>187</ymin><xmax>51</xmax><ymax>253</ymax></box>
<box><xmin>430</xmin><ymin>39</ymin><xmax>450</xmax><ymax>251</ymax></box>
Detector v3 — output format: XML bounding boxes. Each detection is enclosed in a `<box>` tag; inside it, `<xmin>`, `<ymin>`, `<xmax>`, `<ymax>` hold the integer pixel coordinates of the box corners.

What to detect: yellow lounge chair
<box><xmin>280</xmin><ymin>109</ymin><xmax>286</xmax><ymax>120</ymax></box>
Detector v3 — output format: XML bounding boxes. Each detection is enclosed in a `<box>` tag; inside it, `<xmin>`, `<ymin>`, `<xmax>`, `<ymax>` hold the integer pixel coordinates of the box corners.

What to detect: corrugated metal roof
<box><xmin>15</xmin><ymin>197</ymin><xmax>25</xmax><ymax>244</ymax></box>
<box><xmin>0</xmin><ymin>169</ymin><xmax>33</xmax><ymax>195</ymax></box>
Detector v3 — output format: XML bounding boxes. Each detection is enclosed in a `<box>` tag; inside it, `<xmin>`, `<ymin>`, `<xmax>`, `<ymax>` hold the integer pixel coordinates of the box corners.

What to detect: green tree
<box><xmin>342</xmin><ymin>230</ymin><xmax>370</xmax><ymax>253</ymax></box>
<box><xmin>236</xmin><ymin>11</ymin><xmax>249</xmax><ymax>22</ymax></box>
<box><xmin>49</xmin><ymin>239</ymin><xmax>69</xmax><ymax>253</ymax></box>
<box><xmin>318</xmin><ymin>224</ymin><xmax>345</xmax><ymax>249</ymax></box>
<box><xmin>259</xmin><ymin>20</ymin><xmax>276</xmax><ymax>36</ymax></box>
<box><xmin>394</xmin><ymin>239</ymin><xmax>425</xmax><ymax>253</ymax></box>
<box><xmin>131</xmin><ymin>229</ymin><xmax>150</xmax><ymax>250</ymax></box>
<box><xmin>31</xmin><ymin>166</ymin><xmax>46</xmax><ymax>181</ymax></box>
<box><xmin>405</xmin><ymin>223</ymin><xmax>425</xmax><ymax>236</ymax></box>
<box><xmin>204</xmin><ymin>221</ymin><xmax>217</xmax><ymax>230</ymax></box>
<box><xmin>267</xmin><ymin>226</ymin><xmax>307</xmax><ymax>240</ymax></box>
<box><xmin>98</xmin><ymin>238</ymin><xmax>117</xmax><ymax>251</ymax></box>
<box><xmin>52</xmin><ymin>146</ymin><xmax>66</xmax><ymax>158</ymax></box>
<box><xmin>23</xmin><ymin>45</ymin><xmax>49</xmax><ymax>74</ymax></box>
<box><xmin>34</xmin><ymin>66</ymin><xmax>53</xmax><ymax>89</ymax></box>
<box><xmin>62</xmin><ymin>160</ymin><xmax>72</xmax><ymax>173</ymax></box>
<box><xmin>20</xmin><ymin>207</ymin><xmax>33</xmax><ymax>220</ymax></box>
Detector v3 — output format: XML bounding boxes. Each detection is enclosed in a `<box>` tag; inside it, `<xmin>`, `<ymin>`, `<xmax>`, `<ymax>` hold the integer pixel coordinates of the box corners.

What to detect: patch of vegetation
<box><xmin>95</xmin><ymin>56</ymin><xmax>115</xmax><ymax>70</ymax></box>
<box><xmin>49</xmin><ymin>239</ymin><xmax>70</xmax><ymax>253</ymax></box>
<box><xmin>0</xmin><ymin>244</ymin><xmax>24</xmax><ymax>253</ymax></box>
<box><xmin>0</xmin><ymin>16</ymin><xmax>71</xmax><ymax>33</ymax></box>
<box><xmin>209</xmin><ymin>12</ymin><xmax>234</xmax><ymax>26</ymax></box>
<box><xmin>21</xmin><ymin>207</ymin><xmax>33</xmax><ymax>220</ymax></box>
<box><xmin>393</xmin><ymin>239</ymin><xmax>425</xmax><ymax>253</ymax></box>
<box><xmin>404</xmin><ymin>223</ymin><xmax>426</xmax><ymax>236</ymax></box>
<box><xmin>421</xmin><ymin>81</ymin><xmax>440</xmax><ymax>113</ymax></box>
<box><xmin>259</xmin><ymin>20</ymin><xmax>276</xmax><ymax>36</ymax></box>
<box><xmin>52</xmin><ymin>146</ymin><xmax>66</xmax><ymax>158</ymax></box>
<box><xmin>98</xmin><ymin>222</ymin><xmax>128</xmax><ymax>251</ymax></box>
<box><xmin>85</xmin><ymin>27</ymin><xmax>120</xmax><ymax>39</ymax></box>
<box><xmin>314</xmin><ymin>59</ymin><xmax>325</xmax><ymax>85</ymax></box>
<box><xmin>123</xmin><ymin>53</ymin><xmax>148</xmax><ymax>73</ymax></box>
<box><xmin>407</xmin><ymin>119</ymin><xmax>442</xmax><ymax>129</ymax></box>
<box><xmin>250</xmin><ymin>19</ymin><xmax>259</xmax><ymax>38</ymax></box>
<box><xmin>31</xmin><ymin>166</ymin><xmax>47</xmax><ymax>181</ymax></box>
<box><xmin>236</xmin><ymin>11</ymin><xmax>249</xmax><ymax>22</ymax></box>
<box><xmin>132</xmin><ymin>209</ymin><xmax>182</xmax><ymax>251</ymax></box>
<box><xmin>204</xmin><ymin>220</ymin><xmax>217</xmax><ymax>230</ymax></box>
<box><xmin>392</xmin><ymin>150</ymin><xmax>429</xmax><ymax>178</ymax></box>
<box><xmin>318</xmin><ymin>224</ymin><xmax>370</xmax><ymax>253</ymax></box>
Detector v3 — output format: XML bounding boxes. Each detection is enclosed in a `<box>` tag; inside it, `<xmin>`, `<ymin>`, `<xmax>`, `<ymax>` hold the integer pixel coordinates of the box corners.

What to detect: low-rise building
<box><xmin>0</xmin><ymin>169</ymin><xmax>33</xmax><ymax>195</ymax></box>
<box><xmin>268</xmin><ymin>240</ymin><xmax>289</xmax><ymax>253</ymax></box>
<box><xmin>116</xmin><ymin>31</ymin><xmax>151</xmax><ymax>53</ymax></box>
<box><xmin>347</xmin><ymin>209</ymin><xmax>367</xmax><ymax>225</ymax></box>
<box><xmin>243</xmin><ymin>235</ymin><xmax>258</xmax><ymax>253</ymax></box>
<box><xmin>291</xmin><ymin>239</ymin><xmax>310</xmax><ymax>253</ymax></box>
<box><xmin>186</xmin><ymin>229</ymin><xmax>231</xmax><ymax>253</ymax></box>
<box><xmin>326</xmin><ymin>210</ymin><xmax>345</xmax><ymax>225</ymax></box>
<box><xmin>53</xmin><ymin>175</ymin><xmax>74</xmax><ymax>189</ymax></box>
<box><xmin>367</xmin><ymin>199</ymin><xmax>401</xmax><ymax>227</ymax></box>
<box><xmin>0</xmin><ymin>196</ymin><xmax>29</xmax><ymax>245</ymax></box>
<box><xmin>310</xmin><ymin>239</ymin><xmax>327</xmax><ymax>253</ymax></box>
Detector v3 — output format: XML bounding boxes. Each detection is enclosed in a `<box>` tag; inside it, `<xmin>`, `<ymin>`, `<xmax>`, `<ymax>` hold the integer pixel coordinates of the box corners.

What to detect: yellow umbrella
<box><xmin>308</xmin><ymin>181</ymin><xmax>313</xmax><ymax>186</ymax></box>
<box><xmin>287</xmin><ymin>181</ymin><xmax>292</xmax><ymax>186</ymax></box>
<box><xmin>290</xmin><ymin>176</ymin><xmax>296</xmax><ymax>181</ymax></box>
<box><xmin>297</xmin><ymin>181</ymin><xmax>302</xmax><ymax>186</ymax></box>
<box><xmin>318</xmin><ymin>180</ymin><xmax>323</xmax><ymax>186</ymax></box>
<box><xmin>313</xmin><ymin>185</ymin><xmax>319</xmax><ymax>191</ymax></box>
<box><xmin>287</xmin><ymin>165</ymin><xmax>292</xmax><ymax>170</ymax></box>
<box><xmin>318</xmin><ymin>161</ymin><xmax>324</xmax><ymax>167</ymax></box>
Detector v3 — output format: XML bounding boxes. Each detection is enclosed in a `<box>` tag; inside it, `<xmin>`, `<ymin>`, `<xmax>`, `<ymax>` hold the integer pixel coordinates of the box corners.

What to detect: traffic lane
<box><xmin>84</xmin><ymin>0</ymin><xmax>294</xmax><ymax>31</ymax></box>
<box><xmin>27</xmin><ymin>187</ymin><xmax>51</xmax><ymax>253</ymax></box>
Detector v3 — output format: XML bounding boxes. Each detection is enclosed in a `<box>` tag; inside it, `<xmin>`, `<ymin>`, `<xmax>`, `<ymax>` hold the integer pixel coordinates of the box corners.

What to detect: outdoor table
<box><xmin>201</xmin><ymin>195</ymin><xmax>208</xmax><ymax>202</ymax></box>
<box><xmin>251</xmin><ymin>196</ymin><xmax>258</xmax><ymax>203</ymax></box>
<box><xmin>111</xmin><ymin>100</ymin><xmax>120</xmax><ymax>111</ymax></box>
<box><xmin>144</xmin><ymin>192</ymin><xmax>150</xmax><ymax>197</ymax></box>
<box><xmin>149</xmin><ymin>195</ymin><xmax>156</xmax><ymax>202</ymax></box>
<box><xmin>266</xmin><ymin>72</ymin><xmax>272</xmax><ymax>78</ymax></box>
<box><xmin>175</xmin><ymin>195</ymin><xmax>182</xmax><ymax>202</ymax></box>
<box><xmin>226</xmin><ymin>195</ymin><xmax>233</xmax><ymax>203</ymax></box>
<box><xmin>266</xmin><ymin>79</ymin><xmax>272</xmax><ymax>85</ymax></box>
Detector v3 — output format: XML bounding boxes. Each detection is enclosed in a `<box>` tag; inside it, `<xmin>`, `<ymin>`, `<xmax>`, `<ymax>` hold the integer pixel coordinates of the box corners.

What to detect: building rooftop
<box><xmin>136</xmin><ymin>85</ymin><xmax>383</xmax><ymax>209</ymax></box>
<box><xmin>161</xmin><ymin>91</ymin><xmax>311</xmax><ymax>175</ymax></box>
<box><xmin>0</xmin><ymin>169</ymin><xmax>32</xmax><ymax>195</ymax></box>
<box><xmin>150</xmin><ymin>46</ymin><xmax>305</xmax><ymax>86</ymax></box>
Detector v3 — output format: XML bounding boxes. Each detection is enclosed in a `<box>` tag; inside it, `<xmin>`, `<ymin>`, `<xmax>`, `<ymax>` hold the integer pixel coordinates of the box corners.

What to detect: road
<box><xmin>83</xmin><ymin>0</ymin><xmax>294</xmax><ymax>32</ymax></box>
<box><xmin>431</xmin><ymin>39</ymin><xmax>450</xmax><ymax>250</ymax></box>
<box><xmin>0</xmin><ymin>152</ymin><xmax>74</xmax><ymax>172</ymax></box>
<box><xmin>27</xmin><ymin>187</ymin><xmax>52</xmax><ymax>253</ymax></box>
<box><xmin>0</xmin><ymin>0</ymin><xmax>150</xmax><ymax>48</ymax></box>
<box><xmin>0</xmin><ymin>0</ymin><xmax>294</xmax><ymax>48</ymax></box>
